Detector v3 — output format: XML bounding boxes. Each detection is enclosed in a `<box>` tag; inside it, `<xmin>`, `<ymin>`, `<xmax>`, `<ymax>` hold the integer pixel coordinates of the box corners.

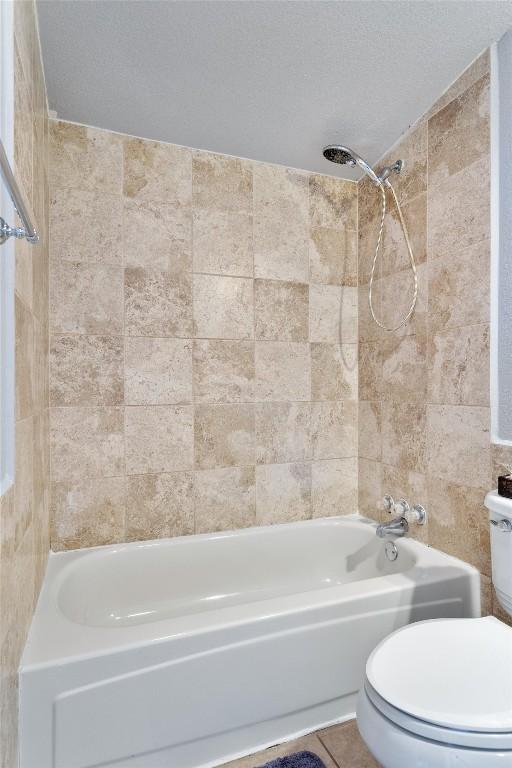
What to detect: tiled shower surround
<box><xmin>48</xmin><ymin>125</ymin><xmax>359</xmax><ymax>549</ymax></box>
<box><xmin>0</xmin><ymin>1</ymin><xmax>50</xmax><ymax>765</ymax></box>
<box><xmin>358</xmin><ymin>50</ymin><xmax>509</xmax><ymax>621</ymax></box>
<box><xmin>47</xmin><ymin>48</ymin><xmax>511</xmax><ymax>632</ymax></box>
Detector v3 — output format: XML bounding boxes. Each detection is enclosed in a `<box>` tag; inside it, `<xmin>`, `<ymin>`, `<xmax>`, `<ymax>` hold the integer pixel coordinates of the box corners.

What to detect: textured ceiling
<box><xmin>37</xmin><ymin>0</ymin><xmax>512</xmax><ymax>179</ymax></box>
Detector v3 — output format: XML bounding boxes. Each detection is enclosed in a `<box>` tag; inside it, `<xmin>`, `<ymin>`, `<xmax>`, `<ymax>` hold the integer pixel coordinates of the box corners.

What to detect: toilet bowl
<box><xmin>357</xmin><ymin>490</ymin><xmax>512</xmax><ymax>767</ymax></box>
<box><xmin>357</xmin><ymin>617</ymin><xmax>512</xmax><ymax>767</ymax></box>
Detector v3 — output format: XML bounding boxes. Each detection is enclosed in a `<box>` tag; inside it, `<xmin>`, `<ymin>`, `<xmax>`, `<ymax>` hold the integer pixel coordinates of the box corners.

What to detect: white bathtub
<box><xmin>20</xmin><ymin>515</ymin><xmax>480</xmax><ymax>768</ymax></box>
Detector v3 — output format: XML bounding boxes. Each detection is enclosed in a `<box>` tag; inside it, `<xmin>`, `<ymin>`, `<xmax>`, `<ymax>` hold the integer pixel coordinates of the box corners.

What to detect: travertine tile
<box><xmin>124</xmin><ymin>137</ymin><xmax>191</xmax><ymax>203</ymax></box>
<box><xmin>309</xmin><ymin>175</ymin><xmax>357</xmax><ymax>229</ymax></box>
<box><xmin>50</xmin><ymin>335</ymin><xmax>124</xmax><ymax>406</ymax></box>
<box><xmin>193</xmin><ymin>209</ymin><xmax>252</xmax><ymax>277</ymax></box>
<box><xmin>16</xmin><ymin>237</ymin><xmax>33</xmax><ymax>310</ymax></box>
<box><xmin>255</xmin><ymin>342</ymin><xmax>310</xmax><ymax>401</ymax></box>
<box><xmin>381</xmin><ymin>333</ymin><xmax>427</xmax><ymax>403</ymax></box>
<box><xmin>7</xmin><ymin>12</ymin><xmax>49</xmax><ymax>765</ymax></box>
<box><xmin>193</xmin><ymin>151</ymin><xmax>252</xmax><ymax>213</ymax></box>
<box><xmin>358</xmin><ymin>280</ymin><xmax>386</xmax><ymax>343</ymax></box>
<box><xmin>193</xmin><ymin>339</ymin><xmax>254</xmax><ymax>403</ymax></box>
<box><xmin>427</xmin><ymin>404</ymin><xmax>490</xmax><ymax>488</ymax></box>
<box><xmin>51</xmin><ymin>478</ymin><xmax>125</xmax><ymax>551</ymax></box>
<box><xmin>310</xmin><ymin>226</ymin><xmax>357</xmax><ymax>286</ymax></box>
<box><xmin>358</xmin><ymin>458</ymin><xmax>383</xmax><ymax>522</ymax></box>
<box><xmin>14</xmin><ymin>41</ymin><xmax>33</xmax><ymax>205</ymax></box>
<box><xmin>377</xmin><ymin>120</ymin><xmax>427</xmax><ymax>205</ymax></box>
<box><xmin>428</xmin><ymin>324</ymin><xmax>489</xmax><ymax>406</ymax></box>
<box><xmin>33</xmin><ymin>319</ymin><xmax>49</xmax><ymax>415</ymax></box>
<box><xmin>358</xmin><ymin>207</ymin><xmax>381</xmax><ymax>288</ymax></box>
<box><xmin>125</xmin><ymin>406</ymin><xmax>193</xmax><ymax>474</ymax></box>
<box><xmin>125</xmin><ymin>268</ymin><xmax>192</xmax><ymax>337</ymax></box>
<box><xmin>318</xmin><ymin>720</ymin><xmax>380</xmax><ymax>768</ymax></box>
<box><xmin>50</xmin><ymin>407</ymin><xmax>124</xmax><ymax>482</ymax></box>
<box><xmin>194</xmin><ymin>466</ymin><xmax>256</xmax><ymax>533</ymax></box>
<box><xmin>381</xmin><ymin>402</ymin><xmax>427</xmax><ymax>472</ymax></box>
<box><xmin>253</xmin><ymin>164</ymin><xmax>309</xmax><ymax>283</ymax></box>
<box><xmin>15</xmin><ymin>417</ymin><xmax>33</xmax><ymax>550</ymax></box>
<box><xmin>256</xmin><ymin>462</ymin><xmax>311</xmax><ymax>525</ymax></box>
<box><xmin>312</xmin><ymin>458</ymin><xmax>358</xmax><ymax>517</ymax></box>
<box><xmin>0</xmin><ymin>626</ymin><xmax>19</xmax><ymax>768</ymax></box>
<box><xmin>481</xmin><ymin>574</ymin><xmax>492</xmax><ymax>617</ymax></box>
<box><xmin>358</xmin><ymin>401</ymin><xmax>381</xmax><ymax>462</ymax></box>
<box><xmin>125</xmin><ymin>473</ymin><xmax>194</xmax><ymax>541</ymax></box>
<box><xmin>255</xmin><ymin>403</ymin><xmax>311</xmax><ymax>464</ymax></box>
<box><xmin>428</xmin><ymin>74</ymin><xmax>489</xmax><ymax>186</ymax></box>
<box><xmin>124</xmin><ymin>337</ymin><xmax>192</xmax><ymax>405</ymax></box>
<box><xmin>31</xmin><ymin>234</ymin><xmax>48</xmax><ymax>326</ymax></box>
<box><xmin>428</xmin><ymin>478</ymin><xmax>490</xmax><ymax>575</ymax></box>
<box><xmin>33</xmin><ymin>412</ymin><xmax>50</xmax><ymax>596</ymax></box>
<box><xmin>254</xmin><ymin>279</ymin><xmax>308</xmax><ymax>341</ymax></box>
<box><xmin>374</xmin><ymin>262</ymin><xmax>427</xmax><ymax>337</ymax></box>
<box><xmin>0</xmin><ymin>488</ymin><xmax>16</xmax><ymax>642</ymax></box>
<box><xmin>428</xmin><ymin>156</ymin><xmax>490</xmax><ymax>259</ymax></box>
<box><xmin>15</xmin><ymin>295</ymin><xmax>34</xmax><ymax>420</ymax></box>
<box><xmin>311</xmin><ymin>401</ymin><xmax>357</xmax><ymax>459</ymax></box>
<box><xmin>50</xmin><ymin>261</ymin><xmax>124</xmax><ymax>335</ymax></box>
<box><xmin>309</xmin><ymin>284</ymin><xmax>357</xmax><ymax>344</ymax></box>
<box><xmin>194</xmin><ymin>404</ymin><xmax>255</xmax><ymax>469</ymax></box>
<box><xmin>381</xmin><ymin>192</ymin><xmax>427</xmax><ymax>277</ymax></box>
<box><xmin>428</xmin><ymin>240</ymin><xmax>490</xmax><ymax>332</ymax></box>
<box><xmin>193</xmin><ymin>274</ymin><xmax>253</xmax><ymax>339</ymax></box>
<box><xmin>124</xmin><ymin>199</ymin><xmax>191</xmax><ymax>274</ymax></box>
<box><xmin>311</xmin><ymin>342</ymin><xmax>357</xmax><ymax>401</ymax></box>
<box><xmin>491</xmin><ymin>442</ymin><xmax>512</xmax><ymax>485</ymax></box>
<box><xmin>50</xmin><ymin>121</ymin><xmax>123</xmax><ymax>195</ymax></box>
<box><xmin>426</xmin><ymin>49</ymin><xmax>489</xmax><ymax>119</ymax></box>
<box><xmin>50</xmin><ymin>187</ymin><xmax>123</xmax><ymax>266</ymax></box>
<box><xmin>358</xmin><ymin>341</ymin><xmax>382</xmax><ymax>401</ymax></box>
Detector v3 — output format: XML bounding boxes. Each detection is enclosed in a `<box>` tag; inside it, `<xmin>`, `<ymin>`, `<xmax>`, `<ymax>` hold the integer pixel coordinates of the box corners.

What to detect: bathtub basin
<box><xmin>20</xmin><ymin>515</ymin><xmax>480</xmax><ymax>768</ymax></box>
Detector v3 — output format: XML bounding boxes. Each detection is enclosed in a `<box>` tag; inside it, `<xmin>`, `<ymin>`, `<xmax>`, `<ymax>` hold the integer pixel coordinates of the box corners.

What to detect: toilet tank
<box><xmin>485</xmin><ymin>491</ymin><xmax>512</xmax><ymax>617</ymax></box>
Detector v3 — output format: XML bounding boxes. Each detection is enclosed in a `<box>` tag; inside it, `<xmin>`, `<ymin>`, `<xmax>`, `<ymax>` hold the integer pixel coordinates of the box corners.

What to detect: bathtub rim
<box><xmin>21</xmin><ymin>514</ymin><xmax>481</xmax><ymax>671</ymax></box>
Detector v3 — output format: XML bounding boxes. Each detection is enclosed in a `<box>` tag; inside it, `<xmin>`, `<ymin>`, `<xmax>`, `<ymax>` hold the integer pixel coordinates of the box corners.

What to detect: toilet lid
<box><xmin>366</xmin><ymin>617</ymin><xmax>512</xmax><ymax>733</ymax></box>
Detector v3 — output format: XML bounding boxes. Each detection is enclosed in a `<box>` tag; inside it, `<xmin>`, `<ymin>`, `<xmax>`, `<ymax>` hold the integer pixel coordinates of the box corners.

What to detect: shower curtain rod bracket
<box><xmin>0</xmin><ymin>215</ymin><xmax>38</xmax><ymax>245</ymax></box>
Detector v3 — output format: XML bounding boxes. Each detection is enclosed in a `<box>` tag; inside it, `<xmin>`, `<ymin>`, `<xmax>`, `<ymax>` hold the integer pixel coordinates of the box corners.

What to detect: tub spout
<box><xmin>376</xmin><ymin>515</ymin><xmax>409</xmax><ymax>539</ymax></box>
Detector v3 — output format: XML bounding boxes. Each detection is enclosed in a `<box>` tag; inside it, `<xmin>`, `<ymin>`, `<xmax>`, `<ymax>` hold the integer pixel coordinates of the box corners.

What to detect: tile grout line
<box><xmin>315</xmin><ymin>732</ymin><xmax>344</xmax><ymax>768</ymax></box>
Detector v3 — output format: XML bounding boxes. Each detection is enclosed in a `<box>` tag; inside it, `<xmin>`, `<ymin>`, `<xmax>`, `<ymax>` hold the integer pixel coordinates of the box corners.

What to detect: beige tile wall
<box><xmin>48</xmin><ymin>48</ymin><xmax>508</xmax><ymax>629</ymax></box>
<box><xmin>358</xmin><ymin>50</ymin><xmax>509</xmax><ymax>623</ymax></box>
<box><xmin>49</xmin><ymin>123</ymin><xmax>358</xmax><ymax>549</ymax></box>
<box><xmin>0</xmin><ymin>1</ymin><xmax>50</xmax><ymax>765</ymax></box>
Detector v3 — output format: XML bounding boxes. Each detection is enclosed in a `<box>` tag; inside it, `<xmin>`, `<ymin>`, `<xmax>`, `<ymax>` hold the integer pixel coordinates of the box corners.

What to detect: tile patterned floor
<box><xmin>221</xmin><ymin>720</ymin><xmax>380</xmax><ymax>768</ymax></box>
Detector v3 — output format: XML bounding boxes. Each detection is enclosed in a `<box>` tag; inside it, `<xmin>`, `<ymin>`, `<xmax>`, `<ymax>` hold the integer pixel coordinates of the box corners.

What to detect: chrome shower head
<box><xmin>322</xmin><ymin>145</ymin><xmax>357</xmax><ymax>166</ymax></box>
<box><xmin>322</xmin><ymin>143</ymin><xmax>383</xmax><ymax>187</ymax></box>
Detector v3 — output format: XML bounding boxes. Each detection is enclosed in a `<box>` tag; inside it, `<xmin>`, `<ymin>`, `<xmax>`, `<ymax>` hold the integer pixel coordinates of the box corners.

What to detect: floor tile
<box><xmin>221</xmin><ymin>733</ymin><xmax>337</xmax><ymax>768</ymax></box>
<box><xmin>317</xmin><ymin>721</ymin><xmax>380</xmax><ymax>768</ymax></box>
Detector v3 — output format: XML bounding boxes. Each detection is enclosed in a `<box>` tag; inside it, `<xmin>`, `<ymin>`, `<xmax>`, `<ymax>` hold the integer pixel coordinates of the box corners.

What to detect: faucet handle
<box><xmin>411</xmin><ymin>504</ymin><xmax>427</xmax><ymax>525</ymax></box>
<box><xmin>383</xmin><ymin>494</ymin><xmax>394</xmax><ymax>513</ymax></box>
<box><xmin>393</xmin><ymin>499</ymin><xmax>410</xmax><ymax>516</ymax></box>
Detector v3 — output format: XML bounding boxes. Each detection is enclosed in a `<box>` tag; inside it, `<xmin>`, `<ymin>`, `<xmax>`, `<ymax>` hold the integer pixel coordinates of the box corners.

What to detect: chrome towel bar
<box><xmin>0</xmin><ymin>139</ymin><xmax>39</xmax><ymax>245</ymax></box>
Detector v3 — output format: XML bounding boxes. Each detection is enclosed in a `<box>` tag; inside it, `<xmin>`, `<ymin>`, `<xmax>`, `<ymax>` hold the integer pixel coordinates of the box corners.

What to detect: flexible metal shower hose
<box><xmin>368</xmin><ymin>180</ymin><xmax>418</xmax><ymax>332</ymax></box>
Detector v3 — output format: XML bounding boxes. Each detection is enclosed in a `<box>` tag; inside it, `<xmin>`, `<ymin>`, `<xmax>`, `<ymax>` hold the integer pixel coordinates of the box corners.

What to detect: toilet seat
<box><xmin>364</xmin><ymin>681</ymin><xmax>512</xmax><ymax>750</ymax></box>
<box><xmin>365</xmin><ymin>617</ymin><xmax>512</xmax><ymax>750</ymax></box>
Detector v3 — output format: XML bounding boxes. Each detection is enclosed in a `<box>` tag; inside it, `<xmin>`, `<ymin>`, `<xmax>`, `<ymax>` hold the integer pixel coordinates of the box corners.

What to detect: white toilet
<box><xmin>356</xmin><ymin>490</ymin><xmax>512</xmax><ymax>767</ymax></box>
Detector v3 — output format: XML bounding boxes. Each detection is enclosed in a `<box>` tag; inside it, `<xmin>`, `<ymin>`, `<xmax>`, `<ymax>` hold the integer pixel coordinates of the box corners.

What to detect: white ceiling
<box><xmin>37</xmin><ymin>0</ymin><xmax>512</xmax><ymax>179</ymax></box>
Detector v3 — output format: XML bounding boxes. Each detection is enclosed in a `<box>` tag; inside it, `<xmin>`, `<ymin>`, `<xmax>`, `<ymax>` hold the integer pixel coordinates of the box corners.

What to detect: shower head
<box><xmin>322</xmin><ymin>145</ymin><xmax>357</xmax><ymax>166</ymax></box>
<box><xmin>322</xmin><ymin>143</ymin><xmax>383</xmax><ymax>186</ymax></box>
